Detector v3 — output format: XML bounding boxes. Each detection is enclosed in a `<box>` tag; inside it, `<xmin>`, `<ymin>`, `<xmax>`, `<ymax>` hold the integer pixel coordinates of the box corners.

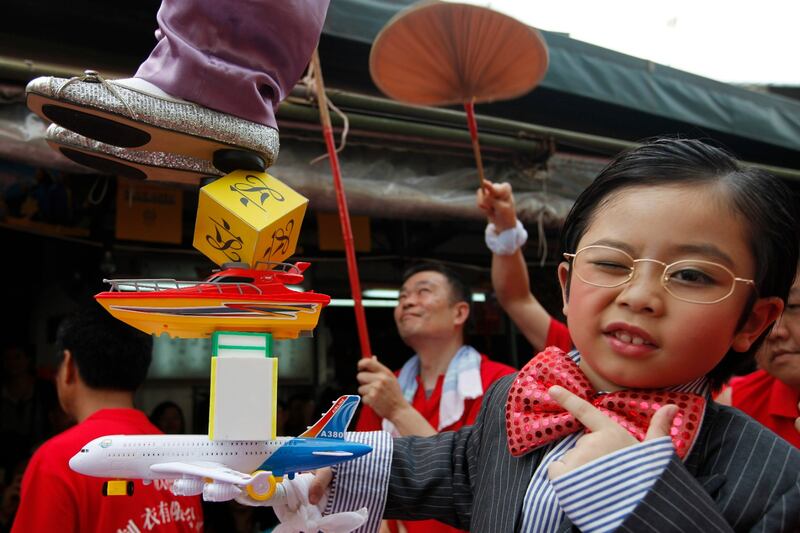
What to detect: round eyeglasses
<box><xmin>563</xmin><ymin>245</ymin><xmax>755</xmax><ymax>305</ymax></box>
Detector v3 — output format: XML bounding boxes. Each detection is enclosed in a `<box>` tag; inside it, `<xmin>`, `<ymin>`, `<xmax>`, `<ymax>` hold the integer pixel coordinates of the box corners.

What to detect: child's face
<box><xmin>756</xmin><ymin>276</ymin><xmax>800</xmax><ymax>390</ymax></box>
<box><xmin>558</xmin><ymin>184</ymin><xmax>781</xmax><ymax>391</ymax></box>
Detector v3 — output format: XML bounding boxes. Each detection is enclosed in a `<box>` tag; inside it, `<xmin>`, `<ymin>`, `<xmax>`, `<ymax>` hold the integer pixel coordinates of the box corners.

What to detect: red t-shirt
<box><xmin>545</xmin><ymin>318</ymin><xmax>572</xmax><ymax>352</ymax></box>
<box><xmin>356</xmin><ymin>354</ymin><xmax>516</xmax><ymax>533</ymax></box>
<box><xmin>729</xmin><ymin>369</ymin><xmax>800</xmax><ymax>448</ymax></box>
<box><xmin>13</xmin><ymin>408</ymin><xmax>203</xmax><ymax>533</ymax></box>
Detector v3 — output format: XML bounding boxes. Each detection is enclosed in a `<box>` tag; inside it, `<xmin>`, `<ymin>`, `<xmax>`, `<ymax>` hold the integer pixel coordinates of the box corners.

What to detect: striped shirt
<box><xmin>326</xmin><ymin>431</ymin><xmax>392</xmax><ymax>533</ymax></box>
<box><xmin>520</xmin><ymin>352</ymin><xmax>709</xmax><ymax>532</ymax></box>
<box><xmin>329</xmin><ymin>355</ymin><xmax>709</xmax><ymax>532</ymax></box>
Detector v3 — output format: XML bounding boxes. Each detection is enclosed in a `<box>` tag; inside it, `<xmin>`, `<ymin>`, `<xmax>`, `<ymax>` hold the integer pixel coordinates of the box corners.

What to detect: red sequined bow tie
<box><xmin>506</xmin><ymin>347</ymin><xmax>705</xmax><ymax>459</ymax></box>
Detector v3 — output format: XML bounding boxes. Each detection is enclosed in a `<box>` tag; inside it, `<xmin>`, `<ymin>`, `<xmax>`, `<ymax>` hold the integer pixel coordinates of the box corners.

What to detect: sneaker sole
<box><xmin>28</xmin><ymin>91</ymin><xmax>255</xmax><ymax>164</ymax></box>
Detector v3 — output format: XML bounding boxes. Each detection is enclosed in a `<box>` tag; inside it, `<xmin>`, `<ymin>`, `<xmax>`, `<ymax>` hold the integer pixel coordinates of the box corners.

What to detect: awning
<box><xmin>323</xmin><ymin>0</ymin><xmax>800</xmax><ymax>156</ymax></box>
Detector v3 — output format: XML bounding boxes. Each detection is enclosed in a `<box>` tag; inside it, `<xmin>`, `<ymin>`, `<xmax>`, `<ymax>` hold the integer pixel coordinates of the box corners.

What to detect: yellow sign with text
<box><xmin>115</xmin><ymin>179</ymin><xmax>182</xmax><ymax>244</ymax></box>
<box><xmin>193</xmin><ymin>171</ymin><xmax>308</xmax><ymax>267</ymax></box>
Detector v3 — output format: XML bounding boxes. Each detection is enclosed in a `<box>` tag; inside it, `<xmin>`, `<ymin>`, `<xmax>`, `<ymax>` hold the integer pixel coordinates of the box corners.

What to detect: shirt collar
<box><xmin>768</xmin><ymin>376</ymin><xmax>800</xmax><ymax>419</ymax></box>
<box><xmin>570</xmin><ymin>350</ymin><xmax>711</xmax><ymax>398</ymax></box>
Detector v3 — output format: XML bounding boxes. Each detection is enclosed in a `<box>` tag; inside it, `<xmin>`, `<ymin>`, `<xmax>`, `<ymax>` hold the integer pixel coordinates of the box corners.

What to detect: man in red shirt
<box><xmin>356</xmin><ymin>263</ymin><xmax>515</xmax><ymax>533</ymax></box>
<box><xmin>717</xmin><ymin>273</ymin><xmax>800</xmax><ymax>447</ymax></box>
<box><xmin>477</xmin><ymin>180</ymin><xmax>572</xmax><ymax>353</ymax></box>
<box><xmin>12</xmin><ymin>307</ymin><xmax>203</xmax><ymax>532</ymax></box>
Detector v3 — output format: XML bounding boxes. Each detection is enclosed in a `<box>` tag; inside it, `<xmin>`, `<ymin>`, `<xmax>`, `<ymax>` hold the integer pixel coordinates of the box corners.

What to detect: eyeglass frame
<box><xmin>562</xmin><ymin>244</ymin><xmax>756</xmax><ymax>305</ymax></box>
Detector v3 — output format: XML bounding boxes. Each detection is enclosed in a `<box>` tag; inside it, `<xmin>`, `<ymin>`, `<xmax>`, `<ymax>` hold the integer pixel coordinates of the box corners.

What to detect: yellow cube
<box><xmin>193</xmin><ymin>171</ymin><xmax>308</xmax><ymax>266</ymax></box>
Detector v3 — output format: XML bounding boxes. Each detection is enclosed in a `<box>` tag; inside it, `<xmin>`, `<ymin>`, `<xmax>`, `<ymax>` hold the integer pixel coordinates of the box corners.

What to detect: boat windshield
<box><xmin>212</xmin><ymin>276</ymin><xmax>255</xmax><ymax>283</ymax></box>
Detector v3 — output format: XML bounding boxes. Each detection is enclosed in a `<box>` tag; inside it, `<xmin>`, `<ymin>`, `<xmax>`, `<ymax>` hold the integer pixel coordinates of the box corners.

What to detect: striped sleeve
<box><xmin>550</xmin><ymin>436</ymin><xmax>674</xmax><ymax>533</ymax></box>
<box><xmin>325</xmin><ymin>431</ymin><xmax>393</xmax><ymax>533</ymax></box>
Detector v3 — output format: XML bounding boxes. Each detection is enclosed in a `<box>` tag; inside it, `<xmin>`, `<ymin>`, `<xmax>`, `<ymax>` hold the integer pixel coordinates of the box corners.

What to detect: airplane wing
<box><xmin>150</xmin><ymin>461</ymin><xmax>255</xmax><ymax>485</ymax></box>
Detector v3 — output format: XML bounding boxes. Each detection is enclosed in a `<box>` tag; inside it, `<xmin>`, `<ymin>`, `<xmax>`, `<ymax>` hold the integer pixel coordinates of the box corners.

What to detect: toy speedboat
<box><xmin>95</xmin><ymin>262</ymin><xmax>330</xmax><ymax>339</ymax></box>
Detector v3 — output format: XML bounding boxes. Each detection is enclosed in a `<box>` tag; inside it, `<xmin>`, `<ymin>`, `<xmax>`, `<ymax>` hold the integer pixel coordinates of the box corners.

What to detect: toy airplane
<box><xmin>69</xmin><ymin>395</ymin><xmax>369</xmax><ymax>502</ymax></box>
<box><xmin>95</xmin><ymin>261</ymin><xmax>330</xmax><ymax>339</ymax></box>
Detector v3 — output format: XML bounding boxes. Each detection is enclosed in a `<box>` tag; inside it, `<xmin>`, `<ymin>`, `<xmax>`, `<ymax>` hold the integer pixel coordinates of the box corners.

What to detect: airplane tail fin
<box><xmin>299</xmin><ymin>395</ymin><xmax>360</xmax><ymax>439</ymax></box>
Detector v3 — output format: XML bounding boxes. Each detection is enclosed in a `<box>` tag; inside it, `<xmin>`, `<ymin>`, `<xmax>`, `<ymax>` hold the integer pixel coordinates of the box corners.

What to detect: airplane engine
<box><xmin>202</xmin><ymin>482</ymin><xmax>241</xmax><ymax>502</ymax></box>
<box><xmin>171</xmin><ymin>478</ymin><xmax>205</xmax><ymax>496</ymax></box>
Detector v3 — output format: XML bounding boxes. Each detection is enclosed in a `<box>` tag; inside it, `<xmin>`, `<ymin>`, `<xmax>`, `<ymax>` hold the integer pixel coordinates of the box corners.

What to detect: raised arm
<box><xmin>477</xmin><ymin>180</ymin><xmax>557</xmax><ymax>350</ymax></box>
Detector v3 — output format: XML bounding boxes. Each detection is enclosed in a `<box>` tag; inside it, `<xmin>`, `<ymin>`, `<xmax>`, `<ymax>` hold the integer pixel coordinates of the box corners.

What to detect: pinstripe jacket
<box><xmin>384</xmin><ymin>374</ymin><xmax>800</xmax><ymax>532</ymax></box>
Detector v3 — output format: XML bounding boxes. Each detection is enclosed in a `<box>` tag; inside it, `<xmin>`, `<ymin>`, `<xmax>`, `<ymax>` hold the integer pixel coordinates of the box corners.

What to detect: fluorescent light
<box><xmin>362</xmin><ymin>289</ymin><xmax>399</xmax><ymax>299</ymax></box>
<box><xmin>363</xmin><ymin>289</ymin><xmax>485</xmax><ymax>302</ymax></box>
<box><xmin>335</xmin><ymin>292</ymin><xmax>486</xmax><ymax>307</ymax></box>
<box><xmin>329</xmin><ymin>299</ymin><xmax>398</xmax><ymax>308</ymax></box>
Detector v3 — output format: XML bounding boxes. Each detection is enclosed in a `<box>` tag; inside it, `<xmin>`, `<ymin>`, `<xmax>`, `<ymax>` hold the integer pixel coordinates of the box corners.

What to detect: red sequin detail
<box><xmin>505</xmin><ymin>347</ymin><xmax>705</xmax><ymax>459</ymax></box>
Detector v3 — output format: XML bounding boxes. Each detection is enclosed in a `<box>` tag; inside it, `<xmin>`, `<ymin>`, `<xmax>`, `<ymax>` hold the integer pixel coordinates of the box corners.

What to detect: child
<box><xmin>26</xmin><ymin>0</ymin><xmax>330</xmax><ymax>182</ymax></box>
<box><xmin>314</xmin><ymin>138</ymin><xmax>800</xmax><ymax>532</ymax></box>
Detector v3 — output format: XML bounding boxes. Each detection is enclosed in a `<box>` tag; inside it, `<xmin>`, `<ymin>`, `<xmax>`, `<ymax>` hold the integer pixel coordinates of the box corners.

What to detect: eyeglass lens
<box><xmin>573</xmin><ymin>246</ymin><xmax>736</xmax><ymax>303</ymax></box>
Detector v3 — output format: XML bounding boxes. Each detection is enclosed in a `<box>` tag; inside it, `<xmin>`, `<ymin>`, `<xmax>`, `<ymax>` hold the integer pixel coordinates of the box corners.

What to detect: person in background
<box><xmin>356</xmin><ymin>262</ymin><xmax>516</xmax><ymax>533</ymax></box>
<box><xmin>0</xmin><ymin>459</ymin><xmax>26</xmax><ymax>533</ymax></box>
<box><xmin>0</xmin><ymin>341</ymin><xmax>58</xmax><ymax>482</ymax></box>
<box><xmin>150</xmin><ymin>400</ymin><xmax>187</xmax><ymax>435</ymax></box>
<box><xmin>12</xmin><ymin>306</ymin><xmax>203</xmax><ymax>532</ymax></box>
<box><xmin>717</xmin><ymin>268</ymin><xmax>800</xmax><ymax>447</ymax></box>
<box><xmin>476</xmin><ymin>181</ymin><xmax>572</xmax><ymax>352</ymax></box>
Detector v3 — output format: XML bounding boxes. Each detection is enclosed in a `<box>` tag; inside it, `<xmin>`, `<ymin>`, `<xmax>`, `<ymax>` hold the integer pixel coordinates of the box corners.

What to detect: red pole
<box><xmin>464</xmin><ymin>97</ymin><xmax>487</xmax><ymax>187</ymax></box>
<box><xmin>310</xmin><ymin>50</ymin><xmax>372</xmax><ymax>358</ymax></box>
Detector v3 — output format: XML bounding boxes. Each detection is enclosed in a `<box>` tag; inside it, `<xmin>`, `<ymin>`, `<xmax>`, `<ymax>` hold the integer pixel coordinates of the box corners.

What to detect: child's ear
<box><xmin>731</xmin><ymin>297</ymin><xmax>784</xmax><ymax>352</ymax></box>
<box><xmin>557</xmin><ymin>261</ymin><xmax>570</xmax><ymax>316</ymax></box>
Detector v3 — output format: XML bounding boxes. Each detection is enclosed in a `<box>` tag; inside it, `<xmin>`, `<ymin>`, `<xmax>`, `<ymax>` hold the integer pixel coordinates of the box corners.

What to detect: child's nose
<box><xmin>616</xmin><ymin>264</ymin><xmax>666</xmax><ymax>314</ymax></box>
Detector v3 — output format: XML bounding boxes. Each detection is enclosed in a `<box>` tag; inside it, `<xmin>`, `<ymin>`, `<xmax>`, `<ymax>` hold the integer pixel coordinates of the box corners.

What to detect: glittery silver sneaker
<box><xmin>27</xmin><ymin>71</ymin><xmax>279</xmax><ymax>173</ymax></box>
<box><xmin>46</xmin><ymin>124</ymin><xmax>223</xmax><ymax>186</ymax></box>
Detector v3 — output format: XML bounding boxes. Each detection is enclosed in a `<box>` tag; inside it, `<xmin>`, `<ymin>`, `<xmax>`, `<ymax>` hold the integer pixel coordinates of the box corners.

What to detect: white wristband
<box><xmin>485</xmin><ymin>220</ymin><xmax>528</xmax><ymax>255</ymax></box>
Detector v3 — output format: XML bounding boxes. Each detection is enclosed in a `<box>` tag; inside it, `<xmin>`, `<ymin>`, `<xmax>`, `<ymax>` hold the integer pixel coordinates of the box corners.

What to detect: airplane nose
<box><xmin>69</xmin><ymin>448</ymin><xmax>96</xmax><ymax>475</ymax></box>
<box><xmin>68</xmin><ymin>452</ymin><xmax>86</xmax><ymax>474</ymax></box>
<box><xmin>352</xmin><ymin>442</ymin><xmax>372</xmax><ymax>458</ymax></box>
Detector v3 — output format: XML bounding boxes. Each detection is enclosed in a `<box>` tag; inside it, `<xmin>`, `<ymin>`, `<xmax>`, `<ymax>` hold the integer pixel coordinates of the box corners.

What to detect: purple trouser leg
<box><xmin>135</xmin><ymin>0</ymin><xmax>330</xmax><ymax>129</ymax></box>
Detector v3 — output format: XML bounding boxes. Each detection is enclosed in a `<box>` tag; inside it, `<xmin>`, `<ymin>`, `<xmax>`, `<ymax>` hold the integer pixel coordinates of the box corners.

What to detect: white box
<box><xmin>209</xmin><ymin>356</ymin><xmax>277</xmax><ymax>441</ymax></box>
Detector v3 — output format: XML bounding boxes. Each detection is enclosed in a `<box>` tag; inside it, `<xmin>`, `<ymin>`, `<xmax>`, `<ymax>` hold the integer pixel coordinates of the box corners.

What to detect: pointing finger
<box><xmin>548</xmin><ymin>386</ymin><xmax>616</xmax><ymax>432</ymax></box>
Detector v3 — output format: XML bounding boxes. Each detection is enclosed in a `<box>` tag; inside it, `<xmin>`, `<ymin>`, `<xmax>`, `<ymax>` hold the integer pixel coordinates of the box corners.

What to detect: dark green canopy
<box><xmin>323</xmin><ymin>0</ymin><xmax>800</xmax><ymax>159</ymax></box>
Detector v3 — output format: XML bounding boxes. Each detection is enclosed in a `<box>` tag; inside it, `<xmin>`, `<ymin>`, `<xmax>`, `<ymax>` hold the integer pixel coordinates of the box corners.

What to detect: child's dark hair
<box><xmin>560</xmin><ymin>137</ymin><xmax>799</xmax><ymax>389</ymax></box>
<box><xmin>55</xmin><ymin>305</ymin><xmax>153</xmax><ymax>391</ymax></box>
<box><xmin>402</xmin><ymin>262</ymin><xmax>472</xmax><ymax>307</ymax></box>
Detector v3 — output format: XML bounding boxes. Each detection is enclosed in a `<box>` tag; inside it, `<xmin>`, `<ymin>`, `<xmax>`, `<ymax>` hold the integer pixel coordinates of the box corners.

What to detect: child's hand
<box><xmin>476</xmin><ymin>180</ymin><xmax>517</xmax><ymax>231</ymax></box>
<box><xmin>546</xmin><ymin>385</ymin><xmax>679</xmax><ymax>480</ymax></box>
<box><xmin>309</xmin><ymin>467</ymin><xmax>332</xmax><ymax>505</ymax></box>
<box><xmin>255</xmin><ymin>470</ymin><xmax>367</xmax><ymax>533</ymax></box>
